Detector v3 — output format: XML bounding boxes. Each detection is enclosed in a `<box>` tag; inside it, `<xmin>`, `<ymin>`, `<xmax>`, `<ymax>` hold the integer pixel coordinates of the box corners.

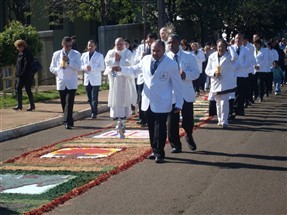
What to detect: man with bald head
<box><xmin>104</xmin><ymin>37</ymin><xmax>136</xmax><ymax>135</ymax></box>
<box><xmin>113</xmin><ymin>40</ymin><xmax>183</xmax><ymax>163</ymax></box>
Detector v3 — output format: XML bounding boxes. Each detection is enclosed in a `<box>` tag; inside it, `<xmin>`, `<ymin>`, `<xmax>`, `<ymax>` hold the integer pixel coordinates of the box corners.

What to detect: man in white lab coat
<box><xmin>112</xmin><ymin>40</ymin><xmax>183</xmax><ymax>163</ymax></box>
<box><xmin>242</xmin><ymin>34</ymin><xmax>256</xmax><ymax>107</ymax></box>
<box><xmin>50</xmin><ymin>36</ymin><xmax>81</xmax><ymax>129</ymax></box>
<box><xmin>253</xmin><ymin>39</ymin><xmax>269</xmax><ymax>102</ymax></box>
<box><xmin>134</xmin><ymin>33</ymin><xmax>157</xmax><ymax>126</ymax></box>
<box><xmin>166</xmin><ymin>34</ymin><xmax>200</xmax><ymax>153</ymax></box>
<box><xmin>81</xmin><ymin>40</ymin><xmax>105</xmax><ymax>118</ymax></box>
<box><xmin>229</xmin><ymin>33</ymin><xmax>252</xmax><ymax>116</ymax></box>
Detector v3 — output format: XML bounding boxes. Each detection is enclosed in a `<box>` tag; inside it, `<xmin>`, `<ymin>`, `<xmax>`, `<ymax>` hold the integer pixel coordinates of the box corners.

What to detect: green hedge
<box><xmin>0</xmin><ymin>21</ymin><xmax>43</xmax><ymax>67</ymax></box>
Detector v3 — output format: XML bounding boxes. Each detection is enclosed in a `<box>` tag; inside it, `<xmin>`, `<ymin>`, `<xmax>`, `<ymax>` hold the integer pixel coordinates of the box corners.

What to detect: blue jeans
<box><xmin>274</xmin><ymin>79</ymin><xmax>281</xmax><ymax>93</ymax></box>
<box><xmin>85</xmin><ymin>83</ymin><xmax>100</xmax><ymax>115</ymax></box>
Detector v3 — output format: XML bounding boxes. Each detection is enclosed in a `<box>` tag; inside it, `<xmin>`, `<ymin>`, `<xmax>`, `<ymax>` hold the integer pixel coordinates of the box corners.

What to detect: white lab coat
<box><xmin>50</xmin><ymin>49</ymin><xmax>81</xmax><ymax>90</ymax></box>
<box><xmin>229</xmin><ymin>45</ymin><xmax>252</xmax><ymax>78</ymax></box>
<box><xmin>166</xmin><ymin>50</ymin><xmax>200</xmax><ymax>103</ymax></box>
<box><xmin>191</xmin><ymin>49</ymin><xmax>206</xmax><ymax>73</ymax></box>
<box><xmin>267</xmin><ymin>48</ymin><xmax>279</xmax><ymax>70</ymax></box>
<box><xmin>243</xmin><ymin>42</ymin><xmax>256</xmax><ymax>74</ymax></box>
<box><xmin>81</xmin><ymin>51</ymin><xmax>105</xmax><ymax>86</ymax></box>
<box><xmin>254</xmin><ymin>47</ymin><xmax>269</xmax><ymax>73</ymax></box>
<box><xmin>134</xmin><ymin>43</ymin><xmax>151</xmax><ymax>85</ymax></box>
<box><xmin>119</xmin><ymin>55</ymin><xmax>183</xmax><ymax>113</ymax></box>
<box><xmin>205</xmin><ymin>50</ymin><xmax>237</xmax><ymax>94</ymax></box>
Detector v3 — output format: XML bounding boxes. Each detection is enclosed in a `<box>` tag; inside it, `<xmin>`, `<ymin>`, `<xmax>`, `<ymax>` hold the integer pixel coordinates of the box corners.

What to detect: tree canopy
<box><xmin>5</xmin><ymin>0</ymin><xmax>287</xmax><ymax>43</ymax></box>
<box><xmin>0</xmin><ymin>21</ymin><xmax>42</xmax><ymax>67</ymax></box>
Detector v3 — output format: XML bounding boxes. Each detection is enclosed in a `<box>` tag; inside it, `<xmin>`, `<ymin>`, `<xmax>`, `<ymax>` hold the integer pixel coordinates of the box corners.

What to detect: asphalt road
<box><xmin>1</xmin><ymin>91</ymin><xmax>286</xmax><ymax>215</ymax></box>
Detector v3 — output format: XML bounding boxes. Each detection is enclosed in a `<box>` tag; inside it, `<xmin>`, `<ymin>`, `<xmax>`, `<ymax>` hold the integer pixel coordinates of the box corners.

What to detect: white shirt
<box><xmin>81</xmin><ymin>51</ymin><xmax>105</xmax><ymax>86</ymax></box>
<box><xmin>104</xmin><ymin>48</ymin><xmax>137</xmax><ymax>109</ymax></box>
<box><xmin>191</xmin><ymin>49</ymin><xmax>205</xmax><ymax>73</ymax></box>
<box><xmin>166</xmin><ymin>50</ymin><xmax>200</xmax><ymax>103</ymax></box>
<box><xmin>254</xmin><ymin>48</ymin><xmax>269</xmax><ymax>73</ymax></box>
<box><xmin>50</xmin><ymin>49</ymin><xmax>81</xmax><ymax>90</ymax></box>
<box><xmin>119</xmin><ymin>55</ymin><xmax>184</xmax><ymax>113</ymax></box>
<box><xmin>205</xmin><ymin>51</ymin><xmax>237</xmax><ymax>94</ymax></box>
<box><xmin>229</xmin><ymin>45</ymin><xmax>252</xmax><ymax>78</ymax></box>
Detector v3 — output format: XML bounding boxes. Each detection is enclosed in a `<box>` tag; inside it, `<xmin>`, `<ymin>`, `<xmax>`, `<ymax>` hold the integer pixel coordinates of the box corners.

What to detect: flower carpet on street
<box><xmin>0</xmin><ymin>95</ymin><xmax>211</xmax><ymax>214</ymax></box>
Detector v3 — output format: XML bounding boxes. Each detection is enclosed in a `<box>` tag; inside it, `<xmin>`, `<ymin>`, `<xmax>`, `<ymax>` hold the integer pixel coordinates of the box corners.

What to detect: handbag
<box><xmin>30</xmin><ymin>58</ymin><xmax>43</xmax><ymax>74</ymax></box>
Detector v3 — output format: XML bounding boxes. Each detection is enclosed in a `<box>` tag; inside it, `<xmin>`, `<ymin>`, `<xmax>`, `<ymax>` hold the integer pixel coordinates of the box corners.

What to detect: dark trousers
<box><xmin>256</xmin><ymin>72</ymin><xmax>267</xmax><ymax>100</ymax></box>
<box><xmin>59</xmin><ymin>88</ymin><xmax>77</xmax><ymax>126</ymax></box>
<box><xmin>266</xmin><ymin>72</ymin><xmax>273</xmax><ymax>93</ymax></box>
<box><xmin>136</xmin><ymin>83</ymin><xmax>146</xmax><ymax>123</ymax></box>
<box><xmin>246</xmin><ymin>73</ymin><xmax>254</xmax><ymax>103</ymax></box>
<box><xmin>209</xmin><ymin>100</ymin><xmax>217</xmax><ymax>116</ymax></box>
<box><xmin>234</xmin><ymin>77</ymin><xmax>248</xmax><ymax>113</ymax></box>
<box><xmin>144</xmin><ymin>107</ymin><xmax>168</xmax><ymax>158</ymax></box>
<box><xmin>167</xmin><ymin>104</ymin><xmax>181</xmax><ymax>149</ymax></box>
<box><xmin>16</xmin><ymin>75</ymin><xmax>35</xmax><ymax>108</ymax></box>
<box><xmin>85</xmin><ymin>83</ymin><xmax>99</xmax><ymax>115</ymax></box>
<box><xmin>193</xmin><ymin>79</ymin><xmax>200</xmax><ymax>93</ymax></box>
<box><xmin>167</xmin><ymin>101</ymin><xmax>194</xmax><ymax>150</ymax></box>
<box><xmin>252</xmin><ymin>73</ymin><xmax>259</xmax><ymax>99</ymax></box>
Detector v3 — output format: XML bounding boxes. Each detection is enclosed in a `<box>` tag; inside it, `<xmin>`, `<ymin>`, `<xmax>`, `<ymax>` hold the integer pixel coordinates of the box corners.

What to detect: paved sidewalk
<box><xmin>0</xmin><ymin>87</ymin><xmax>110</xmax><ymax>142</ymax></box>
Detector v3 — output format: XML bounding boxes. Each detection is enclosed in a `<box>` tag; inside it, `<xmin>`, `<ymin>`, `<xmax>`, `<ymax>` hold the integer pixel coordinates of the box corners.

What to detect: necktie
<box><xmin>146</xmin><ymin>46</ymin><xmax>151</xmax><ymax>55</ymax></box>
<box><xmin>236</xmin><ymin>47</ymin><xmax>240</xmax><ymax>55</ymax></box>
<box><xmin>151</xmin><ymin>60</ymin><xmax>159</xmax><ymax>75</ymax></box>
<box><xmin>174</xmin><ymin>54</ymin><xmax>180</xmax><ymax>70</ymax></box>
<box><xmin>89</xmin><ymin>51</ymin><xmax>94</xmax><ymax>60</ymax></box>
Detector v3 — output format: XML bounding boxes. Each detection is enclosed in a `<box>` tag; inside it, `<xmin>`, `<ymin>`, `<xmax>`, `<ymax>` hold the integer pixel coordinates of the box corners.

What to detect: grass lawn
<box><xmin>0</xmin><ymin>83</ymin><xmax>109</xmax><ymax>109</ymax></box>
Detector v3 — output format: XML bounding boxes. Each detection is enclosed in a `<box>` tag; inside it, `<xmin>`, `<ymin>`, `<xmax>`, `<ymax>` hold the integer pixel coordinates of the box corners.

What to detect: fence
<box><xmin>0</xmin><ymin>66</ymin><xmax>38</xmax><ymax>97</ymax></box>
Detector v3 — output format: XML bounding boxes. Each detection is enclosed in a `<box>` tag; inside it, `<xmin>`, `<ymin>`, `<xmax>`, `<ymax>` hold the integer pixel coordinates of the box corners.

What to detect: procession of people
<box><xmin>13</xmin><ymin>27</ymin><xmax>286</xmax><ymax>163</ymax></box>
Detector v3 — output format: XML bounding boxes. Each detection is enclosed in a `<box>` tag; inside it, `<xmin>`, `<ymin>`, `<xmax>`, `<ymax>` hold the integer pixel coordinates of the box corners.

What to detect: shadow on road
<box><xmin>164</xmin><ymin>155</ymin><xmax>287</xmax><ymax>172</ymax></box>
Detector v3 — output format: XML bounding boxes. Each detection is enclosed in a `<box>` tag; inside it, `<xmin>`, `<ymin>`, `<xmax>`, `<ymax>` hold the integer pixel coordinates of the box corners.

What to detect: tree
<box><xmin>31</xmin><ymin>0</ymin><xmax>141</xmax><ymax>27</ymax></box>
<box><xmin>26</xmin><ymin>0</ymin><xmax>287</xmax><ymax>43</ymax></box>
<box><xmin>4</xmin><ymin>0</ymin><xmax>31</xmax><ymax>25</ymax></box>
<box><xmin>0</xmin><ymin>21</ymin><xmax>42</xmax><ymax>67</ymax></box>
<box><xmin>176</xmin><ymin>0</ymin><xmax>223</xmax><ymax>42</ymax></box>
<box><xmin>176</xmin><ymin>0</ymin><xmax>287</xmax><ymax>43</ymax></box>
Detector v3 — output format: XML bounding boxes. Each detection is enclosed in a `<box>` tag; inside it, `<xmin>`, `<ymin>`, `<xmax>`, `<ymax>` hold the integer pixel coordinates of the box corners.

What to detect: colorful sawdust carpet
<box><xmin>0</xmin><ymin>95</ymin><xmax>210</xmax><ymax>214</ymax></box>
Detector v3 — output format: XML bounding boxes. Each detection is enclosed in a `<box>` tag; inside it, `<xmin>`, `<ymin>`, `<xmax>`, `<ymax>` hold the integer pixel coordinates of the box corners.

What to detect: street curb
<box><xmin>0</xmin><ymin>106</ymin><xmax>110</xmax><ymax>142</ymax></box>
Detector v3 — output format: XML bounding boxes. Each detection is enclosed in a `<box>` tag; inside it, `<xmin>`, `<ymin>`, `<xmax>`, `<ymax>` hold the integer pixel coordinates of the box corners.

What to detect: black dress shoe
<box><xmin>185</xmin><ymin>135</ymin><xmax>197</xmax><ymax>151</ymax></box>
<box><xmin>13</xmin><ymin>106</ymin><xmax>22</xmax><ymax>110</ymax></box>
<box><xmin>136</xmin><ymin>120</ymin><xmax>146</xmax><ymax>125</ymax></box>
<box><xmin>171</xmin><ymin>148</ymin><xmax>182</xmax><ymax>153</ymax></box>
<box><xmin>235</xmin><ymin>111</ymin><xmax>245</xmax><ymax>116</ymax></box>
<box><xmin>228</xmin><ymin>114</ymin><xmax>236</xmax><ymax>120</ymax></box>
<box><xmin>147</xmin><ymin>153</ymin><xmax>155</xmax><ymax>160</ymax></box>
<box><xmin>26</xmin><ymin>107</ymin><xmax>35</xmax><ymax>111</ymax></box>
<box><xmin>91</xmin><ymin>114</ymin><xmax>97</xmax><ymax>119</ymax></box>
<box><xmin>65</xmin><ymin>124</ymin><xmax>72</xmax><ymax>129</ymax></box>
<box><xmin>155</xmin><ymin>157</ymin><xmax>165</xmax><ymax>163</ymax></box>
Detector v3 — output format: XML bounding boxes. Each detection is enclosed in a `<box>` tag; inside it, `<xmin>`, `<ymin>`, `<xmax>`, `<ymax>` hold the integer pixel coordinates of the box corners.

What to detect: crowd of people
<box><xmin>12</xmin><ymin>28</ymin><xmax>286</xmax><ymax>163</ymax></box>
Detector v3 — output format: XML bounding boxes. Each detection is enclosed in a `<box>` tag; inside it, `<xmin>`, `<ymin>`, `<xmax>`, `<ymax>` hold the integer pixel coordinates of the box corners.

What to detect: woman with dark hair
<box><xmin>13</xmin><ymin>39</ymin><xmax>36</xmax><ymax>111</ymax></box>
<box><xmin>180</xmin><ymin>39</ymin><xmax>190</xmax><ymax>51</ymax></box>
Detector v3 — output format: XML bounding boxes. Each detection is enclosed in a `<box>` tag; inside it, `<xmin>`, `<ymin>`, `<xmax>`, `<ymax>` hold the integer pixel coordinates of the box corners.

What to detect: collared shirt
<box><xmin>171</xmin><ymin>51</ymin><xmax>181</xmax><ymax>70</ymax></box>
<box><xmin>89</xmin><ymin>51</ymin><xmax>94</xmax><ymax>60</ymax></box>
<box><xmin>150</xmin><ymin>55</ymin><xmax>165</xmax><ymax>74</ymax></box>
